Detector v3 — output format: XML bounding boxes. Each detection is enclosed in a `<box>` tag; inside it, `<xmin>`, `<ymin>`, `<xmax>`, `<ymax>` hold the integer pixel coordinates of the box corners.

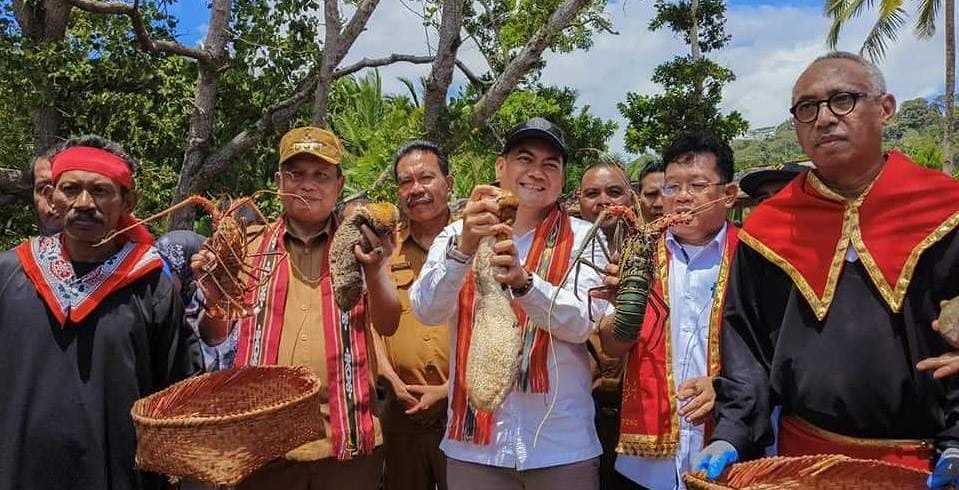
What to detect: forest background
<box><xmin>0</xmin><ymin>0</ymin><xmax>954</xmax><ymax>249</ymax></box>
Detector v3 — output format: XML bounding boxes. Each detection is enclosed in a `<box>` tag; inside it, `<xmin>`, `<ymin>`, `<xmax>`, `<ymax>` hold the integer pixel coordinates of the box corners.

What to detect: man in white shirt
<box><xmin>599</xmin><ymin>132</ymin><xmax>739</xmax><ymax>489</ymax></box>
<box><xmin>410</xmin><ymin>118</ymin><xmax>606</xmax><ymax>489</ymax></box>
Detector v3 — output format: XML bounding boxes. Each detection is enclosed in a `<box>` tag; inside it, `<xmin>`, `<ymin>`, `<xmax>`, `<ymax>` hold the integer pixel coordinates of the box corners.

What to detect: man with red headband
<box><xmin>0</xmin><ymin>135</ymin><xmax>198</xmax><ymax>490</ymax></box>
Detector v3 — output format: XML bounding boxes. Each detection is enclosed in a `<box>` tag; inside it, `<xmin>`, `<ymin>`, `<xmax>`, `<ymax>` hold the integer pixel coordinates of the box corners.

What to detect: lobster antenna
<box><xmin>94</xmin><ymin>191</ymin><xmax>311</xmax><ymax>247</ymax></box>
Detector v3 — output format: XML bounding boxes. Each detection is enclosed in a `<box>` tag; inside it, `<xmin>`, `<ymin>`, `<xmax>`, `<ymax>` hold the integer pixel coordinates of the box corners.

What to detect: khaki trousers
<box><xmin>446</xmin><ymin>457</ymin><xmax>599</xmax><ymax>490</ymax></box>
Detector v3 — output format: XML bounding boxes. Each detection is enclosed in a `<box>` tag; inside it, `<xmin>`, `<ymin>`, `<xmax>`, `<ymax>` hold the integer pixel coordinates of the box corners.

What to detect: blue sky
<box><xmin>160</xmin><ymin>0</ymin><xmax>949</xmax><ymax>153</ymax></box>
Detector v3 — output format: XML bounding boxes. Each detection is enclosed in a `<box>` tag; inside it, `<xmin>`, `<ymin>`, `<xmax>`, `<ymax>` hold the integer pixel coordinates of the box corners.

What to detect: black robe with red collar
<box><xmin>711</xmin><ymin>151</ymin><xmax>959</xmax><ymax>460</ymax></box>
<box><xmin>0</xmin><ymin>237</ymin><xmax>199</xmax><ymax>490</ymax></box>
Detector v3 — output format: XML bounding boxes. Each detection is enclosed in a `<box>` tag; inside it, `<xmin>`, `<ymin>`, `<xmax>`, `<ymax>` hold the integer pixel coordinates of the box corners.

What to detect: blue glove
<box><xmin>929</xmin><ymin>448</ymin><xmax>959</xmax><ymax>489</ymax></box>
<box><xmin>692</xmin><ymin>440</ymin><xmax>739</xmax><ymax>480</ymax></box>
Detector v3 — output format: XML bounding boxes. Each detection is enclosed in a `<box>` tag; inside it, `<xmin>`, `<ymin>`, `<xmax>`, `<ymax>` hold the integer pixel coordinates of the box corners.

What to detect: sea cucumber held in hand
<box><xmin>465</xmin><ymin>192</ymin><xmax>522</xmax><ymax>412</ymax></box>
<box><xmin>329</xmin><ymin>202</ymin><xmax>399</xmax><ymax>310</ymax></box>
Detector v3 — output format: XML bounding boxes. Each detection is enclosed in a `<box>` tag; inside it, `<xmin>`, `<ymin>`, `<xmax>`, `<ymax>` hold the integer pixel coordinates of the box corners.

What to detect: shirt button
<box><xmin>300</xmin><ymin>305</ymin><xmax>309</xmax><ymax>311</ymax></box>
<box><xmin>300</xmin><ymin>334</ymin><xmax>308</xmax><ymax>341</ymax></box>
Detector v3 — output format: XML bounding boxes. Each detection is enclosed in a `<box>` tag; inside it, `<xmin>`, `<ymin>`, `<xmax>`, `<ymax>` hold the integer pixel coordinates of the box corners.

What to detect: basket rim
<box><xmin>131</xmin><ymin>366</ymin><xmax>322</xmax><ymax>428</ymax></box>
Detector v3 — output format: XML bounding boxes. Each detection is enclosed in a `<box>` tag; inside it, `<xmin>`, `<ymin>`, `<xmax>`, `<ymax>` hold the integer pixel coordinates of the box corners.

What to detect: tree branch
<box><xmin>66</xmin><ymin>0</ymin><xmax>211</xmax><ymax>61</ymax></box>
<box><xmin>455</xmin><ymin>60</ymin><xmax>489</xmax><ymax>88</ymax></box>
<box><xmin>189</xmin><ymin>67</ymin><xmax>321</xmax><ymax>194</ymax></box>
<box><xmin>333</xmin><ymin>53</ymin><xmax>435</xmax><ymax>79</ymax></box>
<box><xmin>340</xmin><ymin>0</ymin><xmax>381</xmax><ymax>53</ymax></box>
<box><xmin>464</xmin><ymin>0</ymin><xmax>592</xmax><ymax>141</ymax></box>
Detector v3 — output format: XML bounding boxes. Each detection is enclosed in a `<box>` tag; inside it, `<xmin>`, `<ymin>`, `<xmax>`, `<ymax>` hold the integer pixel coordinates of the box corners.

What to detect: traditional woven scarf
<box><xmin>448</xmin><ymin>207</ymin><xmax>574</xmax><ymax>445</ymax></box>
<box><xmin>16</xmin><ymin>234</ymin><xmax>162</xmax><ymax>326</ymax></box>
<box><xmin>617</xmin><ymin>224</ymin><xmax>738</xmax><ymax>457</ymax></box>
<box><xmin>234</xmin><ymin>218</ymin><xmax>375</xmax><ymax>460</ymax></box>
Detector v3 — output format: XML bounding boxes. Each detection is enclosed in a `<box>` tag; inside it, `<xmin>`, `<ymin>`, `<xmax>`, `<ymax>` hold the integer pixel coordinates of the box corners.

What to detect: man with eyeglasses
<box><xmin>693</xmin><ymin>51</ymin><xmax>959</xmax><ymax>489</ymax></box>
<box><xmin>597</xmin><ymin>131</ymin><xmax>738</xmax><ymax>489</ymax></box>
<box><xmin>190</xmin><ymin>126</ymin><xmax>402</xmax><ymax>489</ymax></box>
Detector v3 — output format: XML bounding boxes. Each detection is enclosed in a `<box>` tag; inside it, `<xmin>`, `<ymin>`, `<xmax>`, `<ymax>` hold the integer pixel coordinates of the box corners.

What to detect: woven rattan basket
<box><xmin>132</xmin><ymin>366</ymin><xmax>324</xmax><ymax>486</ymax></box>
<box><xmin>682</xmin><ymin>454</ymin><xmax>929</xmax><ymax>490</ymax></box>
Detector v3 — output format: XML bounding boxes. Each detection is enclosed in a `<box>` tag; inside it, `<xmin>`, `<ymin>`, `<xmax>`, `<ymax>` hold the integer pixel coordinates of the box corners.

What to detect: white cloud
<box><xmin>337</xmin><ymin>1</ymin><xmax>949</xmax><ymax>154</ymax></box>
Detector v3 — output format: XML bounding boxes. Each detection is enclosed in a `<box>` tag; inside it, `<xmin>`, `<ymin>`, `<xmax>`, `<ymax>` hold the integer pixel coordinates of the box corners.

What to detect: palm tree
<box><xmin>825</xmin><ymin>0</ymin><xmax>956</xmax><ymax>176</ymax></box>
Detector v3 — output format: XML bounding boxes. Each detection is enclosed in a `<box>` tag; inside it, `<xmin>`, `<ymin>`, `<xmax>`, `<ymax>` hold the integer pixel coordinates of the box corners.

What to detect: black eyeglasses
<box><xmin>789</xmin><ymin>91</ymin><xmax>881</xmax><ymax>124</ymax></box>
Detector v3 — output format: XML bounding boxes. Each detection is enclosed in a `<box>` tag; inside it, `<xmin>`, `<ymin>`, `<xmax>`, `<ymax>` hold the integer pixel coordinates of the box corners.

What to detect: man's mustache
<box><xmin>66</xmin><ymin>211</ymin><xmax>104</xmax><ymax>225</ymax></box>
<box><xmin>406</xmin><ymin>193</ymin><xmax>433</xmax><ymax>207</ymax></box>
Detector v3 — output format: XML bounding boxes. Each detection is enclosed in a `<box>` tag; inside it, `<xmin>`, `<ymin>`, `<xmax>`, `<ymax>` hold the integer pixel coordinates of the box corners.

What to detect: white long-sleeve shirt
<box><xmin>410</xmin><ymin>217</ymin><xmax>607</xmax><ymax>470</ymax></box>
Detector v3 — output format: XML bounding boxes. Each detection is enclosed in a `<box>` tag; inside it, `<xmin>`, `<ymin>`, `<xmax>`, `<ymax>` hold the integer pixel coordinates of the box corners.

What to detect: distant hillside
<box><xmin>731</xmin><ymin>97</ymin><xmax>948</xmax><ymax>172</ymax></box>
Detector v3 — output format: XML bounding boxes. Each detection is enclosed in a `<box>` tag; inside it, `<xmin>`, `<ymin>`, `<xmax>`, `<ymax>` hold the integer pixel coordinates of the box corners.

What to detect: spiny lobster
<box><xmin>97</xmin><ymin>192</ymin><xmax>288</xmax><ymax>320</ymax></box>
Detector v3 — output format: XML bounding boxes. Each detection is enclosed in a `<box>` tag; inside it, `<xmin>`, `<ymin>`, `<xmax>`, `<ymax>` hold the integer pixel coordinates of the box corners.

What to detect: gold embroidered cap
<box><xmin>279</xmin><ymin>127</ymin><xmax>343</xmax><ymax>166</ymax></box>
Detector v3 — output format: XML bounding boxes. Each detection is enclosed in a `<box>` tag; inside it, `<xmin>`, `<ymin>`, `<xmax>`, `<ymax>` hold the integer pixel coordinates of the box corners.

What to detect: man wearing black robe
<box><xmin>694</xmin><ymin>52</ymin><xmax>959</xmax><ymax>489</ymax></box>
<box><xmin>0</xmin><ymin>136</ymin><xmax>197</xmax><ymax>490</ymax></box>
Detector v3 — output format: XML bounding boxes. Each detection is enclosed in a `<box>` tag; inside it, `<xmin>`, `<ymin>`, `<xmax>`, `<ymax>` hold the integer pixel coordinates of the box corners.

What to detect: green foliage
<box><xmin>648</xmin><ymin>0</ymin><xmax>730</xmax><ymax>53</ymax></box>
<box><xmin>619</xmin><ymin>56</ymin><xmax>748</xmax><ymax>154</ymax></box>
<box><xmin>0</xmin><ymin>0</ymin><xmax>617</xmax><ymax>247</ymax></box>
<box><xmin>619</xmin><ymin>0</ymin><xmax>747</xmax><ymax>157</ymax></box>
<box><xmin>460</xmin><ymin>0</ymin><xmax>611</xmax><ymax>76</ymax></box>
<box><xmin>731</xmin><ymin>96</ymin><xmax>953</xmax><ymax>172</ymax></box>
<box><xmin>449</xmin><ymin>84</ymin><xmax>617</xmax><ymax>195</ymax></box>
<box><xmin>328</xmin><ymin>71</ymin><xmax>424</xmax><ymax>201</ymax></box>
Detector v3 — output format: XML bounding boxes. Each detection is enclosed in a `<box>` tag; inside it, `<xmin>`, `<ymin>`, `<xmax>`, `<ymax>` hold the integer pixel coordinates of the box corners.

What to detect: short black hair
<box><xmin>392</xmin><ymin>140</ymin><xmax>449</xmax><ymax>180</ymax></box>
<box><xmin>582</xmin><ymin>156</ymin><xmax>629</xmax><ymax>186</ymax></box>
<box><xmin>661</xmin><ymin>131</ymin><xmax>734</xmax><ymax>183</ymax></box>
<box><xmin>637</xmin><ymin>161</ymin><xmax>664</xmax><ymax>182</ymax></box>
<box><xmin>23</xmin><ymin>145</ymin><xmax>60</xmax><ymax>189</ymax></box>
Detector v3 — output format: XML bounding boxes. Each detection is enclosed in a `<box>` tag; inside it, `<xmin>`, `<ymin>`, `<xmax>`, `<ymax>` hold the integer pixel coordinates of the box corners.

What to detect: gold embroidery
<box><xmin>761</xmin><ymin>171</ymin><xmax>959</xmax><ymax>316</ymax></box>
<box><xmin>739</xmin><ymin>231</ymin><xmax>844</xmax><ymax>321</ymax></box>
<box><xmin>707</xmin><ymin>233</ymin><xmax>734</xmax><ymax>376</ymax></box>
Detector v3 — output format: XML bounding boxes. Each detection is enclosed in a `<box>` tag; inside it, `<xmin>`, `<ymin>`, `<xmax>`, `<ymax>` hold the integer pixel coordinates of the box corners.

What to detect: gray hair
<box><xmin>804</xmin><ymin>51</ymin><xmax>887</xmax><ymax>94</ymax></box>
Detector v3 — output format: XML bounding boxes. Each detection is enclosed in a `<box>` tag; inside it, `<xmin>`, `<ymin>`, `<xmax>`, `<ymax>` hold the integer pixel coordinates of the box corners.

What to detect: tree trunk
<box><xmin>944</xmin><ymin>0</ymin><xmax>956</xmax><ymax>176</ymax></box>
<box><xmin>312</xmin><ymin>0</ymin><xmax>381</xmax><ymax>127</ymax></box>
<box><xmin>689</xmin><ymin>0</ymin><xmax>701</xmax><ymax>61</ymax></box>
<box><xmin>424</xmin><ymin>0</ymin><xmax>467</xmax><ymax>145</ymax></box>
<box><xmin>168</xmin><ymin>0</ymin><xmax>233</xmax><ymax>230</ymax></box>
<box><xmin>13</xmin><ymin>0</ymin><xmax>72</xmax><ymax>153</ymax></box>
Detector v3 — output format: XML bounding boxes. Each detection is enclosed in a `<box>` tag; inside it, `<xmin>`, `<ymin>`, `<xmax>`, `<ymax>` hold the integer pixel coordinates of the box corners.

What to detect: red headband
<box><xmin>51</xmin><ymin>146</ymin><xmax>133</xmax><ymax>189</ymax></box>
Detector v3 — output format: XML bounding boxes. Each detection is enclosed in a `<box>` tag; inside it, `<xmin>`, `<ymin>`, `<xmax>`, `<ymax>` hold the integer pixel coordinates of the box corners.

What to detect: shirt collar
<box><xmin>283</xmin><ymin>215</ymin><xmax>333</xmax><ymax>248</ymax></box>
<box><xmin>665</xmin><ymin>222</ymin><xmax>727</xmax><ymax>264</ymax></box>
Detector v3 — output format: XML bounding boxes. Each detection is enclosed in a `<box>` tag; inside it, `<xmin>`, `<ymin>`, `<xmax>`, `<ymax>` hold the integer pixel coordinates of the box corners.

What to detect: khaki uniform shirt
<box><xmin>382</xmin><ymin>224</ymin><xmax>451</xmax><ymax>387</ymax></box>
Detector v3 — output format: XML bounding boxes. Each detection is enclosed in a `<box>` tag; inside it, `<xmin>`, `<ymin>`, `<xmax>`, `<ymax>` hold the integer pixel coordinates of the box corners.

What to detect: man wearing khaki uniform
<box><xmin>192</xmin><ymin>127</ymin><xmax>401</xmax><ymax>489</ymax></box>
<box><xmin>374</xmin><ymin>141</ymin><xmax>454</xmax><ymax>490</ymax></box>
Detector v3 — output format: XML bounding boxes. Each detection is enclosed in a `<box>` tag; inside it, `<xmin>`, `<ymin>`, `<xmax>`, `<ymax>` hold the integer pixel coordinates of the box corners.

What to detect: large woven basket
<box><xmin>132</xmin><ymin>366</ymin><xmax>324</xmax><ymax>486</ymax></box>
<box><xmin>682</xmin><ymin>454</ymin><xmax>929</xmax><ymax>489</ymax></box>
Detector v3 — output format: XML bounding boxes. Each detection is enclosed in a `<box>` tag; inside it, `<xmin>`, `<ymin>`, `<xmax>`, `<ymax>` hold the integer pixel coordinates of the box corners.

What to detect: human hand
<box><xmin>459</xmin><ymin>185</ymin><xmax>501</xmax><ymax>255</ymax></box>
<box><xmin>354</xmin><ymin>223</ymin><xmax>394</xmax><ymax>272</ymax></box>
<box><xmin>405</xmin><ymin>384</ymin><xmax>448</xmax><ymax>415</ymax></box>
<box><xmin>190</xmin><ymin>249</ymin><xmax>223</xmax><ymax>305</ymax></box>
<box><xmin>918</xmin><ymin>352</ymin><xmax>959</xmax><ymax>380</ymax></box>
<box><xmin>677</xmin><ymin>376</ymin><xmax>716</xmax><ymax>425</ymax></box>
<box><xmin>489</xmin><ymin>227</ymin><xmax>527</xmax><ymax>289</ymax></box>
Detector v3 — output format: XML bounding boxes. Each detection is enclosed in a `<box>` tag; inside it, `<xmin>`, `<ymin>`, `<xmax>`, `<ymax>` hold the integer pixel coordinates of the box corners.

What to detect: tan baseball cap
<box><xmin>278</xmin><ymin>126</ymin><xmax>343</xmax><ymax>166</ymax></box>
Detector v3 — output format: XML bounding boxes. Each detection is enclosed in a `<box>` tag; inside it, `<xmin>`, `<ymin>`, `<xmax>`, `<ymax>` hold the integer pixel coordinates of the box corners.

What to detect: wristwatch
<box><xmin>510</xmin><ymin>270</ymin><xmax>534</xmax><ymax>297</ymax></box>
<box><xmin>446</xmin><ymin>236</ymin><xmax>474</xmax><ymax>264</ymax></box>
